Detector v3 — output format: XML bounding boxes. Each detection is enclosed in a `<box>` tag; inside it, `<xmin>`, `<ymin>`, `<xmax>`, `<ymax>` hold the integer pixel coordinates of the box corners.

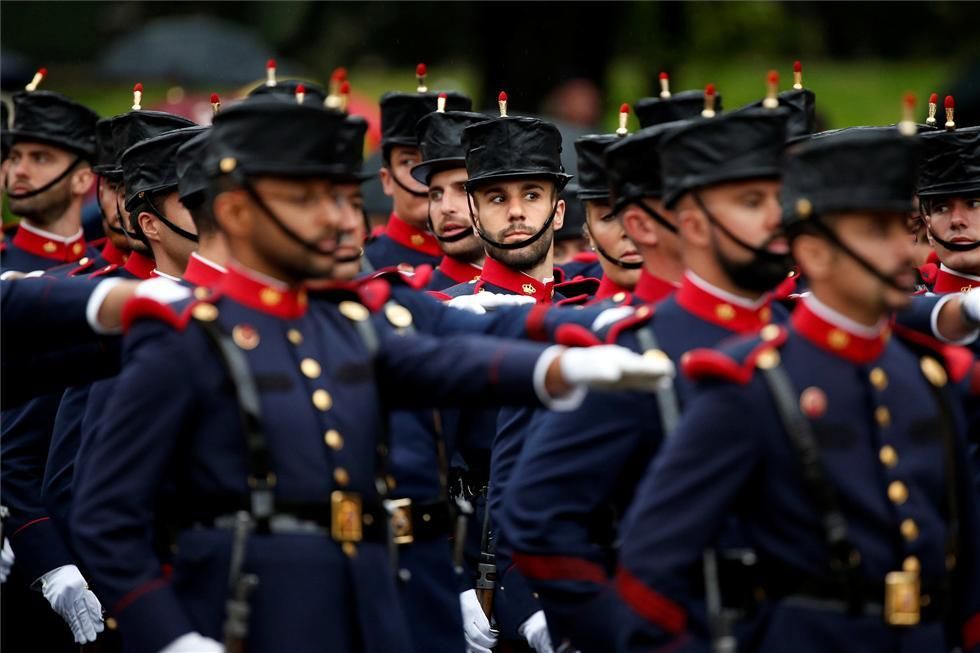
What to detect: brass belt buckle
<box><xmin>884</xmin><ymin>570</ymin><xmax>920</xmax><ymax>626</ymax></box>
<box><xmin>387</xmin><ymin>498</ymin><xmax>414</xmax><ymax>545</ymax></box>
<box><xmin>331</xmin><ymin>491</ymin><xmax>363</xmax><ymax>543</ymax></box>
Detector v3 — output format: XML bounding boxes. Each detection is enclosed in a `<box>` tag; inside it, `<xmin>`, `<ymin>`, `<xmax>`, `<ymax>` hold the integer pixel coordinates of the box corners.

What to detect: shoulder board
<box><xmin>601</xmin><ymin>303</ymin><xmax>656</xmax><ymax>344</ymax></box>
<box><xmin>90</xmin><ymin>263</ymin><xmax>121</xmax><ymax>278</ymax></box>
<box><xmin>891</xmin><ymin>323</ymin><xmax>972</xmax><ymax>384</ymax></box>
<box><xmin>356</xmin><ymin>278</ymin><xmax>392</xmax><ymax>312</ymax></box>
<box><xmin>427</xmin><ymin>290</ymin><xmax>452</xmax><ymax>302</ymax></box>
<box><xmin>555</xmin><ymin>293</ymin><xmax>590</xmax><ymax>307</ymax></box>
<box><xmin>305</xmin><ymin>278</ymin><xmax>390</xmax><ymax>312</ymax></box>
<box><xmin>68</xmin><ymin>258</ymin><xmax>98</xmax><ymax>277</ymax></box>
<box><xmin>682</xmin><ymin>326</ymin><xmax>789</xmax><ymax>385</ymax></box>
<box><xmin>365</xmin><ymin>264</ymin><xmax>433</xmax><ymax>290</ymax></box>
<box><xmin>121</xmin><ymin>292</ymin><xmax>220</xmax><ymax>333</ymax></box>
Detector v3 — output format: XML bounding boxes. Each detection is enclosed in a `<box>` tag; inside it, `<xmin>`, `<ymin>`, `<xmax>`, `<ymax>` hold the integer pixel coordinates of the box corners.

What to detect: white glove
<box><xmin>460</xmin><ymin>589</ymin><xmax>497</xmax><ymax>653</ymax></box>
<box><xmin>0</xmin><ymin>538</ymin><xmax>14</xmax><ymax>583</ymax></box>
<box><xmin>39</xmin><ymin>564</ymin><xmax>104</xmax><ymax>644</ymax></box>
<box><xmin>158</xmin><ymin>632</ymin><xmax>224</xmax><ymax>652</ymax></box>
<box><xmin>134</xmin><ymin>276</ymin><xmax>192</xmax><ymax>303</ymax></box>
<box><xmin>448</xmin><ymin>292</ymin><xmax>536</xmax><ymax>314</ymax></box>
<box><xmin>519</xmin><ymin>610</ymin><xmax>555</xmax><ymax>653</ymax></box>
<box><xmin>559</xmin><ymin>344</ymin><xmax>675</xmax><ymax>392</ymax></box>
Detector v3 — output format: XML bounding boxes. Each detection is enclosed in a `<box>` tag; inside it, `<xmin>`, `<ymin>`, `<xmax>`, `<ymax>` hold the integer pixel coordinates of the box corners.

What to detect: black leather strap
<box><xmin>634</xmin><ymin>325</ymin><xmax>680</xmax><ymax>434</ymax></box>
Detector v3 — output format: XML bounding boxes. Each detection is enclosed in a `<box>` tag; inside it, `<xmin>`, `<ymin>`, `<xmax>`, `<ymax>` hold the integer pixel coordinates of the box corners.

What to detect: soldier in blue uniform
<box><xmin>1</xmin><ymin>82</ymin><xmax>99</xmax><ymax>274</ymax></box>
<box><xmin>502</xmin><ymin>104</ymin><xmax>794</xmax><ymax>652</ymax></box>
<box><xmin>69</xmin><ymin>97</ymin><xmax>667</xmax><ymax>653</ymax></box>
<box><xmin>571</xmin><ymin>105</ymin><xmax>643</xmax><ymax>302</ymax></box>
<box><xmin>175</xmin><ymin>128</ymin><xmax>230</xmax><ymax>288</ymax></box>
<box><xmin>915</xmin><ymin>124</ymin><xmax>980</xmax><ymax>294</ymax></box>
<box><xmin>411</xmin><ymin>103</ymin><xmax>489</xmax><ymax>290</ymax></box>
<box><xmin>365</xmin><ymin>65</ymin><xmax>472</xmax><ymax>270</ymax></box>
<box><xmin>616</xmin><ymin>126</ymin><xmax>980</xmax><ymax>653</ymax></box>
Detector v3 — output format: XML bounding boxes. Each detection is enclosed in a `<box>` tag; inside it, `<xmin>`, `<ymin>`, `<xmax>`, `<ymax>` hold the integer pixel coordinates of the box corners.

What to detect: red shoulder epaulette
<box><xmin>682</xmin><ymin>327</ymin><xmax>789</xmax><ymax>385</ymax></box>
<box><xmin>356</xmin><ymin>278</ymin><xmax>392</xmax><ymax>312</ymax></box>
<box><xmin>605</xmin><ymin>304</ymin><xmax>656</xmax><ymax>344</ymax></box>
<box><xmin>366</xmin><ymin>264</ymin><xmax>433</xmax><ymax>290</ymax></box>
<box><xmin>891</xmin><ymin>323</ymin><xmax>972</xmax><ymax>383</ymax></box>
<box><xmin>69</xmin><ymin>258</ymin><xmax>98</xmax><ymax>277</ymax></box>
<box><xmin>121</xmin><ymin>290</ymin><xmax>225</xmax><ymax>334</ymax></box>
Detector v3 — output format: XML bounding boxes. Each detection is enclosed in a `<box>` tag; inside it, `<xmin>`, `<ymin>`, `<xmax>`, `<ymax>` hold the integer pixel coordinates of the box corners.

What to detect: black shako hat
<box><xmin>917</xmin><ymin>126</ymin><xmax>980</xmax><ymax>199</ymax></box>
<box><xmin>634</xmin><ymin>90</ymin><xmax>723</xmax><ymax>129</ymax></box>
<box><xmin>93</xmin><ymin>118</ymin><xmax>119</xmax><ymax>177</ymax></box>
<box><xmin>176</xmin><ymin>127</ymin><xmax>211</xmax><ymax>208</ymax></box>
<box><xmin>746</xmin><ymin>88</ymin><xmax>817</xmax><ymax>141</ymax></box>
<box><xmin>1</xmin><ymin>100</ymin><xmax>10</xmax><ymax>161</ymax></box>
<box><xmin>108</xmin><ymin>111</ymin><xmax>197</xmax><ymax>178</ymax></box>
<box><xmin>247</xmin><ymin>79</ymin><xmax>328</xmax><ymax>106</ymax></box>
<box><xmin>332</xmin><ymin>114</ymin><xmax>372</xmax><ymax>183</ymax></box>
<box><xmin>462</xmin><ymin>116</ymin><xmax>573</xmax><ymax>192</ymax></box>
<box><xmin>661</xmin><ymin>107</ymin><xmax>788</xmax><ymax>208</ymax></box>
<box><xmin>205</xmin><ymin>100</ymin><xmax>352</xmax><ymax>179</ymax></box>
<box><xmin>604</xmin><ymin>120</ymin><xmax>691</xmax><ymax>211</ymax></box>
<box><xmin>381</xmin><ymin>91</ymin><xmax>471</xmax><ymax>153</ymax></box>
<box><xmin>782</xmin><ymin>126</ymin><xmax>919</xmax><ymax>227</ymax></box>
<box><xmin>574</xmin><ymin>134</ymin><xmax>620</xmax><ymax>201</ymax></box>
<box><xmin>122</xmin><ymin>126</ymin><xmax>209</xmax><ymax>211</ymax></box>
<box><xmin>9</xmin><ymin>90</ymin><xmax>99</xmax><ymax>160</ymax></box>
<box><xmin>411</xmin><ymin>110</ymin><xmax>488</xmax><ymax>185</ymax></box>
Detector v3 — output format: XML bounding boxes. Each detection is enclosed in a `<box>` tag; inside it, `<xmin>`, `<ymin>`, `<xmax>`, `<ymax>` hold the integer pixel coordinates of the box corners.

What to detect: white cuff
<box><xmin>85</xmin><ymin>278</ymin><xmax>126</xmax><ymax>335</ymax></box>
<box><xmin>533</xmin><ymin>345</ymin><xmax>587</xmax><ymax>412</ymax></box>
<box><xmin>931</xmin><ymin>293</ymin><xmax>979</xmax><ymax>344</ymax></box>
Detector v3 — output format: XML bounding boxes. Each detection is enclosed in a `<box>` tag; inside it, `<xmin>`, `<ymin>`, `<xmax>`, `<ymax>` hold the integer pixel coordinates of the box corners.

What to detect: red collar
<box><xmin>675</xmin><ymin>274</ymin><xmax>772</xmax><ymax>333</ymax></box>
<box><xmin>633</xmin><ymin>269</ymin><xmax>679</xmax><ymax>304</ymax></box>
<box><xmin>123</xmin><ymin>251</ymin><xmax>157</xmax><ymax>280</ymax></box>
<box><xmin>100</xmin><ymin>239</ymin><xmax>128</xmax><ymax>266</ymax></box>
<box><xmin>11</xmin><ymin>223</ymin><xmax>86</xmax><ymax>262</ymax></box>
<box><xmin>477</xmin><ymin>256</ymin><xmax>555</xmax><ymax>303</ymax></box>
<box><xmin>595</xmin><ymin>274</ymin><xmax>630</xmax><ymax>300</ymax></box>
<box><xmin>572</xmin><ymin>251</ymin><xmax>599</xmax><ymax>264</ymax></box>
<box><xmin>791</xmin><ymin>299</ymin><xmax>887</xmax><ymax>364</ymax></box>
<box><xmin>436</xmin><ymin>256</ymin><xmax>482</xmax><ymax>285</ymax></box>
<box><xmin>932</xmin><ymin>266</ymin><xmax>980</xmax><ymax>293</ymax></box>
<box><xmin>218</xmin><ymin>264</ymin><xmax>308</xmax><ymax>319</ymax></box>
<box><xmin>183</xmin><ymin>253</ymin><xmax>227</xmax><ymax>288</ymax></box>
<box><xmin>384</xmin><ymin>213</ymin><xmax>442</xmax><ymax>257</ymax></box>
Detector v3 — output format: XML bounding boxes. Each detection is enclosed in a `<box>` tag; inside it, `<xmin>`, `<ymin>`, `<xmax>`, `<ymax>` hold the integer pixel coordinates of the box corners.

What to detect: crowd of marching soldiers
<box><xmin>0</xmin><ymin>57</ymin><xmax>978</xmax><ymax>653</ymax></box>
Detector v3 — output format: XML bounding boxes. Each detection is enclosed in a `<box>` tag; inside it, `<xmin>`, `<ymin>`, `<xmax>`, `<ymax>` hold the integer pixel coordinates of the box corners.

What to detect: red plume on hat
<box><xmin>266</xmin><ymin>59</ymin><xmax>277</xmax><ymax>87</ymax></box>
<box><xmin>25</xmin><ymin>67</ymin><xmax>47</xmax><ymax>92</ymax></box>
<box><xmin>792</xmin><ymin>60</ymin><xmax>803</xmax><ymax>90</ymax></box>
<box><xmin>616</xmin><ymin>103</ymin><xmax>630</xmax><ymax>136</ymax></box>
<box><xmin>132</xmin><ymin>82</ymin><xmax>143</xmax><ymax>110</ymax></box>
<box><xmin>701</xmin><ymin>84</ymin><xmax>717</xmax><ymax>118</ymax></box>
<box><xmin>945</xmin><ymin>95</ymin><xmax>955</xmax><ymax>130</ymax></box>
<box><xmin>926</xmin><ymin>92</ymin><xmax>938</xmax><ymax>126</ymax></box>
<box><xmin>658</xmin><ymin>72</ymin><xmax>671</xmax><ymax>99</ymax></box>
<box><xmin>498</xmin><ymin>91</ymin><xmax>508</xmax><ymax>117</ymax></box>
<box><xmin>416</xmin><ymin>62</ymin><xmax>428</xmax><ymax>93</ymax></box>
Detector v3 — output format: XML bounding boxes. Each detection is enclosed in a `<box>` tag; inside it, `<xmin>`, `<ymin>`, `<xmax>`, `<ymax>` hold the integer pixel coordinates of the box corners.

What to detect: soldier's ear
<box><xmin>378</xmin><ymin>166</ymin><xmax>394</xmax><ymax>198</ymax></box>
<box><xmin>137</xmin><ymin>211</ymin><xmax>160</xmax><ymax>244</ymax></box>
<box><xmin>677</xmin><ymin>205</ymin><xmax>709</xmax><ymax>248</ymax></box>
<box><xmin>212</xmin><ymin>189</ymin><xmax>252</xmax><ymax>240</ymax></box>
<box><xmin>552</xmin><ymin>197</ymin><xmax>565</xmax><ymax>232</ymax></box>
<box><xmin>70</xmin><ymin>165</ymin><xmax>94</xmax><ymax>197</ymax></box>
<box><xmin>623</xmin><ymin>206</ymin><xmax>658</xmax><ymax>247</ymax></box>
<box><xmin>793</xmin><ymin>232</ymin><xmax>832</xmax><ymax>282</ymax></box>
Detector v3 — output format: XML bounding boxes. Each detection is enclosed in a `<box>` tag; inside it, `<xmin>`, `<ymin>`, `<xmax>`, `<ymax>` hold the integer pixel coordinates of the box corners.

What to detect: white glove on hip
<box><xmin>519</xmin><ymin>610</ymin><xmax>555</xmax><ymax>653</ymax></box>
<box><xmin>560</xmin><ymin>344</ymin><xmax>675</xmax><ymax>392</ymax></box>
<box><xmin>39</xmin><ymin>564</ymin><xmax>104</xmax><ymax>644</ymax></box>
<box><xmin>158</xmin><ymin>631</ymin><xmax>224</xmax><ymax>652</ymax></box>
<box><xmin>0</xmin><ymin>538</ymin><xmax>14</xmax><ymax>583</ymax></box>
<box><xmin>460</xmin><ymin>588</ymin><xmax>497</xmax><ymax>653</ymax></box>
<box><xmin>448</xmin><ymin>292</ymin><xmax>536</xmax><ymax>314</ymax></box>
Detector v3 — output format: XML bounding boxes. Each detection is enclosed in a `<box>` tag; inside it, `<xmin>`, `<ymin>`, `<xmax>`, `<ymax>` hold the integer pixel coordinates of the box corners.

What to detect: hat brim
<box><xmin>464</xmin><ymin>170</ymin><xmax>573</xmax><ymax>193</ymax></box>
<box><xmin>918</xmin><ymin>181</ymin><xmax>980</xmax><ymax>199</ymax></box>
<box><xmin>410</xmin><ymin>157</ymin><xmax>466</xmax><ymax>186</ymax></box>
<box><xmin>8</xmin><ymin>130</ymin><xmax>96</xmax><ymax>160</ymax></box>
<box><xmin>664</xmin><ymin>166</ymin><xmax>781</xmax><ymax>208</ymax></box>
<box><xmin>576</xmin><ymin>189</ymin><xmax>611</xmax><ymax>201</ymax></box>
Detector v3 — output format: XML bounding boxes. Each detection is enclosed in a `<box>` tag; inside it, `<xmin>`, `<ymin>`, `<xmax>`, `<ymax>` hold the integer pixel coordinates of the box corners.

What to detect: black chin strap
<box><xmin>919</xmin><ymin>203</ymin><xmax>980</xmax><ymax>252</ymax></box>
<box><xmin>144</xmin><ymin>195</ymin><xmax>199</xmax><ymax>243</ymax></box>
<box><xmin>242</xmin><ymin>179</ymin><xmax>337</xmax><ymax>256</ymax></box>
<box><xmin>809</xmin><ymin>219</ymin><xmax>913</xmax><ymax>292</ymax></box>
<box><xmin>389</xmin><ymin>166</ymin><xmax>428</xmax><ymax>198</ymax></box>
<box><xmin>467</xmin><ymin>194</ymin><xmax>558</xmax><ymax>251</ymax></box>
<box><xmin>693</xmin><ymin>191</ymin><xmax>775</xmax><ymax>258</ymax></box>
<box><xmin>585</xmin><ymin>224</ymin><xmax>643</xmax><ymax>270</ymax></box>
<box><xmin>95</xmin><ymin>177</ymin><xmax>127</xmax><ymax>235</ymax></box>
<box><xmin>6</xmin><ymin>157</ymin><xmax>82</xmax><ymax>199</ymax></box>
<box><xmin>629</xmin><ymin>199</ymin><xmax>678</xmax><ymax>234</ymax></box>
<box><xmin>117</xmin><ymin>195</ymin><xmax>149</xmax><ymax>245</ymax></box>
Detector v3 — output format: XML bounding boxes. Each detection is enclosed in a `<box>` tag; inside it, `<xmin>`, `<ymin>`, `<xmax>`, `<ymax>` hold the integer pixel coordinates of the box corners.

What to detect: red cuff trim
<box><xmin>525</xmin><ymin>304</ymin><xmax>551</xmax><ymax>342</ymax></box>
<box><xmin>556</xmin><ymin>323</ymin><xmax>602</xmax><ymax>347</ymax></box>
<box><xmin>113</xmin><ymin>578</ymin><xmax>169</xmax><ymax>615</ymax></box>
<box><xmin>12</xmin><ymin>516</ymin><xmax>50</xmax><ymax>537</ymax></box>
<box><xmin>964</xmin><ymin>613</ymin><xmax>980</xmax><ymax>650</ymax></box>
<box><xmin>615</xmin><ymin>566</ymin><xmax>686</xmax><ymax>634</ymax></box>
<box><xmin>513</xmin><ymin>552</ymin><xmax>608</xmax><ymax>584</ymax></box>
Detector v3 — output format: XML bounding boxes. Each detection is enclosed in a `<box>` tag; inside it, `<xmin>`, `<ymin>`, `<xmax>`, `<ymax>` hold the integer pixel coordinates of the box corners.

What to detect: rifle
<box><xmin>223</xmin><ymin>511</ymin><xmax>259</xmax><ymax>653</ymax></box>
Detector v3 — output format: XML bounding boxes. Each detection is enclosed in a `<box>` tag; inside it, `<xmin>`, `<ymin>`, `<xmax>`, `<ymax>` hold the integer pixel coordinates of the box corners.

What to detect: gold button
<box><xmin>219</xmin><ymin>157</ymin><xmax>237</xmax><ymax>173</ymax></box>
<box><xmin>796</xmin><ymin>198</ymin><xmax>813</xmax><ymax>219</ymax></box>
<box><xmin>827</xmin><ymin>329</ymin><xmax>850</xmax><ymax>349</ymax></box>
<box><xmin>78</xmin><ymin>257</ymin><xmax>90</xmax><ymax>266</ymax></box>
<box><xmin>756</xmin><ymin>348</ymin><xmax>780</xmax><ymax>370</ymax></box>
<box><xmin>902</xmin><ymin>556</ymin><xmax>920</xmax><ymax>573</ymax></box>
<box><xmin>759</xmin><ymin>306</ymin><xmax>772</xmax><ymax>323</ymax></box>
<box><xmin>919</xmin><ymin>356</ymin><xmax>947</xmax><ymax>388</ymax></box>
<box><xmin>635</xmin><ymin>305</ymin><xmax>651</xmax><ymax>319</ymax></box>
<box><xmin>287</xmin><ymin>328</ymin><xmax>303</xmax><ymax>345</ymax></box>
<box><xmin>869</xmin><ymin>367</ymin><xmax>888</xmax><ymax>390</ymax></box>
<box><xmin>232</xmin><ymin>324</ymin><xmax>260</xmax><ymax>350</ymax></box>
<box><xmin>339</xmin><ymin>301</ymin><xmax>370</xmax><ymax>322</ymax></box>
<box><xmin>333</xmin><ymin>467</ymin><xmax>350</xmax><ymax>486</ymax></box>
<box><xmin>43</xmin><ymin>241</ymin><xmax>58</xmax><ymax>253</ymax></box>
<box><xmin>301</xmin><ymin>358</ymin><xmax>321</xmax><ymax>379</ymax></box>
<box><xmin>888</xmin><ymin>481</ymin><xmax>908</xmax><ymax>505</ymax></box>
<box><xmin>879</xmin><ymin>445</ymin><xmax>898</xmax><ymax>468</ymax></box>
<box><xmin>875</xmin><ymin>406</ymin><xmax>891</xmax><ymax>427</ymax></box>
<box><xmin>363</xmin><ymin>513</ymin><xmax>374</xmax><ymax>526</ymax></box>
<box><xmin>192</xmin><ymin>303</ymin><xmax>219</xmax><ymax>322</ymax></box>
<box><xmin>105</xmin><ymin>617</ymin><xmax>118</xmax><ymax>631</ymax></box>
<box><xmin>72</xmin><ymin>243</ymin><xmax>84</xmax><ymax>255</ymax></box>
<box><xmin>312</xmin><ymin>389</ymin><xmax>333</xmax><ymax>411</ymax></box>
<box><xmin>342</xmin><ymin>542</ymin><xmax>357</xmax><ymax>557</ymax></box>
<box><xmin>385</xmin><ymin>303</ymin><xmax>414</xmax><ymax>328</ymax></box>
<box><xmin>386</xmin><ymin>474</ymin><xmax>397</xmax><ymax>490</ymax></box>
<box><xmin>612</xmin><ymin>292</ymin><xmax>627</xmax><ymax>303</ymax></box>
<box><xmin>760</xmin><ymin>324</ymin><xmax>781</xmax><ymax>341</ymax></box>
<box><xmin>194</xmin><ymin>286</ymin><xmax>210</xmax><ymax>300</ymax></box>
<box><xmin>260</xmin><ymin>288</ymin><xmax>282</xmax><ymax>306</ymax></box>
<box><xmin>715</xmin><ymin>304</ymin><xmax>736</xmax><ymax>321</ymax></box>
<box><xmin>410</xmin><ymin>234</ymin><xmax>425</xmax><ymax>247</ymax></box>
<box><xmin>324</xmin><ymin>429</ymin><xmax>343</xmax><ymax>450</ymax></box>
<box><xmin>900</xmin><ymin>518</ymin><xmax>919</xmax><ymax>541</ymax></box>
